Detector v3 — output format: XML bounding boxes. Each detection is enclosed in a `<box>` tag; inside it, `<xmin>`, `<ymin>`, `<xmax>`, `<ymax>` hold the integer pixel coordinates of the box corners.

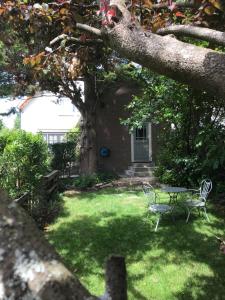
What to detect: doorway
<box><xmin>131</xmin><ymin>123</ymin><xmax>152</xmax><ymax>162</ymax></box>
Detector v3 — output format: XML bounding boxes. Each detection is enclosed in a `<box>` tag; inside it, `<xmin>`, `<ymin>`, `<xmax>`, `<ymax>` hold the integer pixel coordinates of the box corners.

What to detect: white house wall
<box><xmin>20</xmin><ymin>92</ymin><xmax>81</xmax><ymax>134</ymax></box>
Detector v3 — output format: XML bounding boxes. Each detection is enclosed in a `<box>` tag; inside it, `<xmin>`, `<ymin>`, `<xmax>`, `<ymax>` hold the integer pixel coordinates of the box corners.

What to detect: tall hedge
<box><xmin>0</xmin><ymin>129</ymin><xmax>50</xmax><ymax>198</ymax></box>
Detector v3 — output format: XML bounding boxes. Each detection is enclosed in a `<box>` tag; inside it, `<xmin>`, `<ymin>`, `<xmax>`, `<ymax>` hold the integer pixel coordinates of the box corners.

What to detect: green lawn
<box><xmin>46</xmin><ymin>188</ymin><xmax>225</xmax><ymax>300</ymax></box>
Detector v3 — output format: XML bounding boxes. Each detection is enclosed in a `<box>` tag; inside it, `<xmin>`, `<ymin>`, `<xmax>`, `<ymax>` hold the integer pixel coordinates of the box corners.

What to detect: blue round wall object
<box><xmin>100</xmin><ymin>147</ymin><xmax>110</xmax><ymax>157</ymax></box>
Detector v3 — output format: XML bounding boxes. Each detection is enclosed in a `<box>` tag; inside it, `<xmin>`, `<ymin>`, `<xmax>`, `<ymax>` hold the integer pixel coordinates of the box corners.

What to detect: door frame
<box><xmin>131</xmin><ymin>122</ymin><xmax>152</xmax><ymax>162</ymax></box>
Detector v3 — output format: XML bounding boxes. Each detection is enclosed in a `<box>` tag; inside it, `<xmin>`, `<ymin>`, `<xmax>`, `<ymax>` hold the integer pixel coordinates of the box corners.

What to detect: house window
<box><xmin>135</xmin><ymin>126</ymin><xmax>147</xmax><ymax>140</ymax></box>
<box><xmin>41</xmin><ymin>132</ymin><xmax>66</xmax><ymax>144</ymax></box>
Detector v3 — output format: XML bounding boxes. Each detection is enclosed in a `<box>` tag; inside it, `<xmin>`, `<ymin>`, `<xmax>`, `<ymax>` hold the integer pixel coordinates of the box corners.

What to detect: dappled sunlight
<box><xmin>46</xmin><ymin>188</ymin><xmax>225</xmax><ymax>299</ymax></box>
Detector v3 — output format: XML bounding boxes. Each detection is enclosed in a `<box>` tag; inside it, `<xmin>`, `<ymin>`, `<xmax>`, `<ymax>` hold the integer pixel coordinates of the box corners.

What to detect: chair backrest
<box><xmin>142</xmin><ymin>184</ymin><xmax>156</xmax><ymax>204</ymax></box>
<box><xmin>200</xmin><ymin>179</ymin><xmax>212</xmax><ymax>201</ymax></box>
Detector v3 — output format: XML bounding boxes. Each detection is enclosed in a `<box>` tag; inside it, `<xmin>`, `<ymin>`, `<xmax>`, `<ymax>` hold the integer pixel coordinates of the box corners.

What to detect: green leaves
<box><xmin>0</xmin><ymin>129</ymin><xmax>50</xmax><ymax>198</ymax></box>
<box><xmin>121</xmin><ymin>66</ymin><xmax>225</xmax><ymax>191</ymax></box>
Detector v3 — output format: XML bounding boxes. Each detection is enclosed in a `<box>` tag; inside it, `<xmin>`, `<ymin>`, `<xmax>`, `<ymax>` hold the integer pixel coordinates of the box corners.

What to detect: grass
<box><xmin>46</xmin><ymin>188</ymin><xmax>225</xmax><ymax>300</ymax></box>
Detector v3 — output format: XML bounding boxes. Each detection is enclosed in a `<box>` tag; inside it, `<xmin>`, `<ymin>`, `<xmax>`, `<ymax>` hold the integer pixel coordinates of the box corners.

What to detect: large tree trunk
<box><xmin>79</xmin><ymin>75</ymin><xmax>98</xmax><ymax>175</ymax></box>
<box><xmin>106</xmin><ymin>22</ymin><xmax>225</xmax><ymax>98</ymax></box>
<box><xmin>80</xmin><ymin>110</ymin><xmax>97</xmax><ymax>175</ymax></box>
<box><xmin>0</xmin><ymin>190</ymin><xmax>97</xmax><ymax>300</ymax></box>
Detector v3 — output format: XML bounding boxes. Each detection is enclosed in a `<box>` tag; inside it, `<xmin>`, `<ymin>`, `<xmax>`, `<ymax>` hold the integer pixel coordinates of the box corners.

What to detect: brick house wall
<box><xmin>96</xmin><ymin>81</ymin><xmax>160</xmax><ymax>174</ymax></box>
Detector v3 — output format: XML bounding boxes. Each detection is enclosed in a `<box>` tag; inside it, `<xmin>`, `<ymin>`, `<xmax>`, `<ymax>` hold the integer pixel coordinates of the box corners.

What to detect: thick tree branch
<box><xmin>110</xmin><ymin>0</ymin><xmax>132</xmax><ymax>23</ymax></box>
<box><xmin>107</xmin><ymin>22</ymin><xmax>225</xmax><ymax>98</ymax></box>
<box><xmin>60</xmin><ymin>80</ymin><xmax>85</xmax><ymax>112</ymax></box>
<box><xmin>76</xmin><ymin>23</ymin><xmax>102</xmax><ymax>37</ymax></box>
<box><xmin>62</xmin><ymin>19</ymin><xmax>225</xmax><ymax>97</ymax></box>
<box><xmin>50</xmin><ymin>34</ymin><xmax>103</xmax><ymax>47</ymax></box>
<box><xmin>128</xmin><ymin>0</ymin><xmax>199</xmax><ymax>11</ymax></box>
<box><xmin>72</xmin><ymin>2</ymin><xmax>99</xmax><ymax>9</ymax></box>
<box><xmin>152</xmin><ymin>0</ymin><xmax>199</xmax><ymax>10</ymax></box>
<box><xmin>0</xmin><ymin>107</ymin><xmax>17</xmax><ymax>116</ymax></box>
<box><xmin>157</xmin><ymin>25</ymin><xmax>225</xmax><ymax>47</ymax></box>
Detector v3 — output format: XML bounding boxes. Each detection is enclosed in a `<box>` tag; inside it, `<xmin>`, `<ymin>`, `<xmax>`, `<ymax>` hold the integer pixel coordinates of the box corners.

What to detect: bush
<box><xmin>30</xmin><ymin>193</ymin><xmax>64</xmax><ymax>230</ymax></box>
<box><xmin>74</xmin><ymin>174</ymin><xmax>98</xmax><ymax>189</ymax></box>
<box><xmin>0</xmin><ymin>129</ymin><xmax>50</xmax><ymax>198</ymax></box>
<box><xmin>50</xmin><ymin>128</ymin><xmax>80</xmax><ymax>176</ymax></box>
<box><xmin>97</xmin><ymin>171</ymin><xmax>119</xmax><ymax>183</ymax></box>
<box><xmin>73</xmin><ymin>172</ymin><xmax>118</xmax><ymax>190</ymax></box>
<box><xmin>50</xmin><ymin>142</ymin><xmax>77</xmax><ymax>176</ymax></box>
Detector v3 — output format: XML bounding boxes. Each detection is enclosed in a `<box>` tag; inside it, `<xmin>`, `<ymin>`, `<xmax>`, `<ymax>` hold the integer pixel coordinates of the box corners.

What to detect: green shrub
<box><xmin>73</xmin><ymin>172</ymin><xmax>118</xmax><ymax>190</ymax></box>
<box><xmin>50</xmin><ymin>129</ymin><xmax>80</xmax><ymax>176</ymax></box>
<box><xmin>30</xmin><ymin>193</ymin><xmax>63</xmax><ymax>230</ymax></box>
<box><xmin>58</xmin><ymin>177</ymin><xmax>75</xmax><ymax>191</ymax></box>
<box><xmin>50</xmin><ymin>142</ymin><xmax>77</xmax><ymax>176</ymax></box>
<box><xmin>97</xmin><ymin>171</ymin><xmax>119</xmax><ymax>183</ymax></box>
<box><xmin>0</xmin><ymin>129</ymin><xmax>50</xmax><ymax>198</ymax></box>
<box><xmin>74</xmin><ymin>174</ymin><xmax>99</xmax><ymax>189</ymax></box>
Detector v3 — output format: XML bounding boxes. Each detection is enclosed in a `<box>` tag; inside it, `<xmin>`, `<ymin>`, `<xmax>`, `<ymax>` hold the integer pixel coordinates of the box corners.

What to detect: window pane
<box><xmin>136</xmin><ymin>126</ymin><xmax>147</xmax><ymax>140</ymax></box>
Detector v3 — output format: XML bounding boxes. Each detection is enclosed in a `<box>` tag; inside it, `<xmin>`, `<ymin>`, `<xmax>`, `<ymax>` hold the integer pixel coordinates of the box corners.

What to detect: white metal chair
<box><xmin>142</xmin><ymin>184</ymin><xmax>174</xmax><ymax>232</ymax></box>
<box><xmin>184</xmin><ymin>179</ymin><xmax>212</xmax><ymax>223</ymax></box>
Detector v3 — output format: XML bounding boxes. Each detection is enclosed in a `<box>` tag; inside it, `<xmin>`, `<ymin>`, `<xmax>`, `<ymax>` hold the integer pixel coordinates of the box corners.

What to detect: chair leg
<box><xmin>203</xmin><ymin>207</ymin><xmax>210</xmax><ymax>222</ymax></box>
<box><xmin>170</xmin><ymin>208</ymin><xmax>175</xmax><ymax>222</ymax></box>
<box><xmin>155</xmin><ymin>215</ymin><xmax>161</xmax><ymax>232</ymax></box>
<box><xmin>186</xmin><ymin>208</ymin><xmax>191</xmax><ymax>223</ymax></box>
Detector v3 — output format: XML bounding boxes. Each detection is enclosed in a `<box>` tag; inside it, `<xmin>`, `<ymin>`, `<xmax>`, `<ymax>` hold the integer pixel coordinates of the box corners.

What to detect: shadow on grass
<box><xmin>47</xmin><ymin>192</ymin><xmax>225</xmax><ymax>300</ymax></box>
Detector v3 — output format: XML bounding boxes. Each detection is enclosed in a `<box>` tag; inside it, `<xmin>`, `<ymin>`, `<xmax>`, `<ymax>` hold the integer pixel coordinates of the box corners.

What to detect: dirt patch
<box><xmin>63</xmin><ymin>190</ymin><xmax>82</xmax><ymax>197</ymax></box>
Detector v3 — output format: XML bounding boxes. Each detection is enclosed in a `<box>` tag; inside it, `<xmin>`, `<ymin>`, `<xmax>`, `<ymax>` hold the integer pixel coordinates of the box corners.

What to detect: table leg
<box><xmin>169</xmin><ymin>193</ymin><xmax>178</xmax><ymax>205</ymax></box>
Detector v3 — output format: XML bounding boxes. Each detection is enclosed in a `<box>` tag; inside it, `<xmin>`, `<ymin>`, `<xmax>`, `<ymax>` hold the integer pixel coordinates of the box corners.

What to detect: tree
<box><xmin>0</xmin><ymin>0</ymin><xmax>224</xmax><ymax>94</ymax></box>
<box><xmin>0</xmin><ymin>0</ymin><xmax>225</xmax><ymax>174</ymax></box>
<box><xmin>122</xmin><ymin>68</ymin><xmax>225</xmax><ymax>189</ymax></box>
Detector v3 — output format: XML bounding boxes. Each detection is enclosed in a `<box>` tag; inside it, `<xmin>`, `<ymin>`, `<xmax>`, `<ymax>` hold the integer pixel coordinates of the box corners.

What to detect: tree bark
<box><xmin>0</xmin><ymin>189</ymin><xmax>97</xmax><ymax>300</ymax></box>
<box><xmin>0</xmin><ymin>191</ymin><xmax>129</xmax><ymax>300</ymax></box>
<box><xmin>157</xmin><ymin>25</ymin><xmax>225</xmax><ymax>47</ymax></box>
<box><xmin>79</xmin><ymin>75</ymin><xmax>98</xmax><ymax>175</ymax></box>
<box><xmin>104</xmin><ymin>256</ymin><xmax>127</xmax><ymax>300</ymax></box>
<box><xmin>52</xmin><ymin>18</ymin><xmax>225</xmax><ymax>98</ymax></box>
<box><xmin>106</xmin><ymin>22</ymin><xmax>225</xmax><ymax>98</ymax></box>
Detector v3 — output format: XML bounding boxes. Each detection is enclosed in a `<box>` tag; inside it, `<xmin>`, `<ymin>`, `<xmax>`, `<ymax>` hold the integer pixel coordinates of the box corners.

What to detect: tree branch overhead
<box><xmin>157</xmin><ymin>25</ymin><xmax>225</xmax><ymax>47</ymax></box>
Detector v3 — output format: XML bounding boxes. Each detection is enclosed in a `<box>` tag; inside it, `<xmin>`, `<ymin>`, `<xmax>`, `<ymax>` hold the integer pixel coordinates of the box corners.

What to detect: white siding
<box><xmin>20</xmin><ymin>92</ymin><xmax>81</xmax><ymax>134</ymax></box>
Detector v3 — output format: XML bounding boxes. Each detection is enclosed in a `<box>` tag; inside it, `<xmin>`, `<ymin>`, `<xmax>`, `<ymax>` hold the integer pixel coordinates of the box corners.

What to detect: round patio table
<box><xmin>161</xmin><ymin>186</ymin><xmax>187</xmax><ymax>205</ymax></box>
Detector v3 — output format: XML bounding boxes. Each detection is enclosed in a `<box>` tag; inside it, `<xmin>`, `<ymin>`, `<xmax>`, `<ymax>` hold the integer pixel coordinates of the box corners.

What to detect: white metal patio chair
<box><xmin>184</xmin><ymin>179</ymin><xmax>212</xmax><ymax>223</ymax></box>
<box><xmin>142</xmin><ymin>184</ymin><xmax>174</xmax><ymax>232</ymax></box>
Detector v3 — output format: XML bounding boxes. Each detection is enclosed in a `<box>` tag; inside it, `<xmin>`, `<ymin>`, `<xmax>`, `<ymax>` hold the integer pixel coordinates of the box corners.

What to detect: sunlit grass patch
<box><xmin>46</xmin><ymin>188</ymin><xmax>225</xmax><ymax>299</ymax></box>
